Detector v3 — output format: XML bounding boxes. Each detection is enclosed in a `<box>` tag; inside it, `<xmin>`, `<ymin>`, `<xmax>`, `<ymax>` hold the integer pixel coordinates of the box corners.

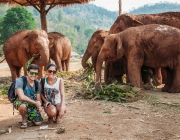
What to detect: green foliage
<box><xmin>84</xmin><ymin>29</ymin><xmax>94</xmax><ymax>38</ymax></box>
<box><xmin>0</xmin><ymin>6</ymin><xmax>36</xmax><ymax>44</ymax></box>
<box><xmin>0</xmin><ymin>84</ymin><xmax>9</xmax><ymax>95</ymax></box>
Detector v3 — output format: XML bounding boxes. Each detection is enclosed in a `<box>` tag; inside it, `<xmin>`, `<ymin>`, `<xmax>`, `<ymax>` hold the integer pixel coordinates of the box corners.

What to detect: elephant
<box><xmin>95</xmin><ymin>24</ymin><xmax>180</xmax><ymax>93</ymax></box>
<box><xmin>48</xmin><ymin>32</ymin><xmax>72</xmax><ymax>71</ymax></box>
<box><xmin>3</xmin><ymin>29</ymin><xmax>50</xmax><ymax>81</ymax></box>
<box><xmin>109</xmin><ymin>12</ymin><xmax>180</xmax><ymax>34</ymax></box>
<box><xmin>82</xmin><ymin>30</ymin><xmax>108</xmax><ymax>70</ymax></box>
<box><xmin>108</xmin><ymin>12</ymin><xmax>180</xmax><ymax>86</ymax></box>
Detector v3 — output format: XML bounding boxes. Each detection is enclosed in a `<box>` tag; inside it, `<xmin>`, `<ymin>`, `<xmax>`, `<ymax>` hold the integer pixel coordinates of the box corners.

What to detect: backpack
<box><xmin>8</xmin><ymin>76</ymin><xmax>39</xmax><ymax>103</ymax></box>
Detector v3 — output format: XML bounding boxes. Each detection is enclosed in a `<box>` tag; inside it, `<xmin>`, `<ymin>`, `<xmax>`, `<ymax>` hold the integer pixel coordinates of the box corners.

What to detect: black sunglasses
<box><xmin>29</xmin><ymin>71</ymin><xmax>38</xmax><ymax>76</ymax></box>
<box><xmin>48</xmin><ymin>70</ymin><xmax>57</xmax><ymax>74</ymax></box>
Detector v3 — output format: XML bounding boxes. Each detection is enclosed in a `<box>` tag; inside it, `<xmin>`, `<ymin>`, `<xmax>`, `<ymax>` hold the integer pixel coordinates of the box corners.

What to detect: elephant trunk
<box><xmin>82</xmin><ymin>50</ymin><xmax>91</xmax><ymax>69</ymax></box>
<box><xmin>39</xmin><ymin>48</ymin><xmax>49</xmax><ymax>66</ymax></box>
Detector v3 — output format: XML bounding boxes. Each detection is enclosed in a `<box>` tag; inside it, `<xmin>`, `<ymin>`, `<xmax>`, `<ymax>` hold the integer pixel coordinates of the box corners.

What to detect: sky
<box><xmin>90</xmin><ymin>0</ymin><xmax>180</xmax><ymax>12</ymax></box>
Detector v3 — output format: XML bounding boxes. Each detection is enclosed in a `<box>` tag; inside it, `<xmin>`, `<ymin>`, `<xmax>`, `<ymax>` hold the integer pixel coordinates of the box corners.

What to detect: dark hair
<box><xmin>27</xmin><ymin>64</ymin><xmax>40</xmax><ymax>72</ymax></box>
<box><xmin>46</xmin><ymin>63</ymin><xmax>57</xmax><ymax>71</ymax></box>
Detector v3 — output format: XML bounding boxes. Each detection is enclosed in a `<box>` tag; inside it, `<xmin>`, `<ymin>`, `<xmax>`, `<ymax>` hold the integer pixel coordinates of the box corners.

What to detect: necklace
<box><xmin>46</xmin><ymin>77</ymin><xmax>57</xmax><ymax>85</ymax></box>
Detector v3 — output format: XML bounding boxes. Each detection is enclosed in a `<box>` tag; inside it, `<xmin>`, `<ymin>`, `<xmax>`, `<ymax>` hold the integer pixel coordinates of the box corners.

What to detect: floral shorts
<box><xmin>14</xmin><ymin>100</ymin><xmax>43</xmax><ymax>123</ymax></box>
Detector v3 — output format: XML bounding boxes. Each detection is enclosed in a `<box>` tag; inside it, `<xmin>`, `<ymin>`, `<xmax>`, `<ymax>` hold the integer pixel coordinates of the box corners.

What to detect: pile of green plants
<box><xmin>59</xmin><ymin>61</ymin><xmax>145</xmax><ymax>103</ymax></box>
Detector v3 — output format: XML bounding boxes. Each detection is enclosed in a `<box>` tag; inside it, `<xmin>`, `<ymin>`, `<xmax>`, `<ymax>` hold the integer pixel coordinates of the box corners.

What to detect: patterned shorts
<box><xmin>14</xmin><ymin>100</ymin><xmax>43</xmax><ymax>123</ymax></box>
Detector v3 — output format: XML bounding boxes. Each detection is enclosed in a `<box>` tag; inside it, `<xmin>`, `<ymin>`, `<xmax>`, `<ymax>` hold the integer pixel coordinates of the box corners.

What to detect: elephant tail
<box><xmin>0</xmin><ymin>55</ymin><xmax>5</xmax><ymax>63</ymax></box>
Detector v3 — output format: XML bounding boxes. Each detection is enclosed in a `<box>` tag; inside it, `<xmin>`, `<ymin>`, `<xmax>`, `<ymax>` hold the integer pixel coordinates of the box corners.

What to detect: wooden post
<box><xmin>40</xmin><ymin>0</ymin><xmax>47</xmax><ymax>32</ymax></box>
<box><xmin>119</xmin><ymin>0</ymin><xmax>122</xmax><ymax>16</ymax></box>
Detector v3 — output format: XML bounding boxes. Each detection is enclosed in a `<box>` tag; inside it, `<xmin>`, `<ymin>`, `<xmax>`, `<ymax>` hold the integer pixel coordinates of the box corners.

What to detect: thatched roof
<box><xmin>0</xmin><ymin>0</ymin><xmax>94</xmax><ymax>6</ymax></box>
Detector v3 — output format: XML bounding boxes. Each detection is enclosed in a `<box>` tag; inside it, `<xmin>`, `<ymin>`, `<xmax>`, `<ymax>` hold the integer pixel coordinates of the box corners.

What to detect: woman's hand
<box><xmin>57</xmin><ymin>105</ymin><xmax>67</xmax><ymax>122</ymax></box>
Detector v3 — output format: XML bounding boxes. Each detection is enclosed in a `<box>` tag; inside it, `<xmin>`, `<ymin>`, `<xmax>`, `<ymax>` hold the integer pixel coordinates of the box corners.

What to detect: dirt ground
<box><xmin>1</xmin><ymin>61</ymin><xmax>180</xmax><ymax>140</ymax></box>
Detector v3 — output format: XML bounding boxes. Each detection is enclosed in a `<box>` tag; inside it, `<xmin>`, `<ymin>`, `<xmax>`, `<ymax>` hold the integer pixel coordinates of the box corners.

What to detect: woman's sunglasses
<box><xmin>48</xmin><ymin>70</ymin><xmax>57</xmax><ymax>74</ymax></box>
<box><xmin>29</xmin><ymin>71</ymin><xmax>39</xmax><ymax>76</ymax></box>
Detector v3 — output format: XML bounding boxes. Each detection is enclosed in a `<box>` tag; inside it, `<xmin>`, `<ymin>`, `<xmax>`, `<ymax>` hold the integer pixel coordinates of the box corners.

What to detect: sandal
<box><xmin>46</xmin><ymin>117</ymin><xmax>54</xmax><ymax>124</ymax></box>
<box><xmin>20</xmin><ymin>122</ymin><xmax>27</xmax><ymax>129</ymax></box>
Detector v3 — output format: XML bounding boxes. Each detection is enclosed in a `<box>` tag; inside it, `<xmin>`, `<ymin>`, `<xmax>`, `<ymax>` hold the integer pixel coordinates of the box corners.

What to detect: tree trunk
<box><xmin>40</xmin><ymin>0</ymin><xmax>47</xmax><ymax>32</ymax></box>
<box><xmin>119</xmin><ymin>0</ymin><xmax>122</xmax><ymax>16</ymax></box>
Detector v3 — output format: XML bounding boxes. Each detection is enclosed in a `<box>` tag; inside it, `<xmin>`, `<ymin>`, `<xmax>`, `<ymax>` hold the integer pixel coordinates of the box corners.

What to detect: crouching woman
<box><xmin>41</xmin><ymin>63</ymin><xmax>66</xmax><ymax>124</ymax></box>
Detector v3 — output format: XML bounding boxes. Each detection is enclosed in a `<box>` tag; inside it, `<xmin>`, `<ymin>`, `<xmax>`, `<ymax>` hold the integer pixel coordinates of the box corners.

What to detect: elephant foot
<box><xmin>168</xmin><ymin>87</ymin><xmax>180</xmax><ymax>93</ymax></box>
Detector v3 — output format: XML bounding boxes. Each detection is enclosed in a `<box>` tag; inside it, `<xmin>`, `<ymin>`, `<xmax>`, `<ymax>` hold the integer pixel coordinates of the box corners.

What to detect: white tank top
<box><xmin>44</xmin><ymin>78</ymin><xmax>61</xmax><ymax>105</ymax></box>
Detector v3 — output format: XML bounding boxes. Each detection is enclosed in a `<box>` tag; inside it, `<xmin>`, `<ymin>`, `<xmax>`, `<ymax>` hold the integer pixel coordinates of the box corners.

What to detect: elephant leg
<box><xmin>154</xmin><ymin>68</ymin><xmax>162</xmax><ymax>86</ymax></box>
<box><xmin>168</xmin><ymin>66</ymin><xmax>180</xmax><ymax>93</ymax></box>
<box><xmin>8</xmin><ymin>63</ymin><xmax>18</xmax><ymax>81</ymax></box>
<box><xmin>127</xmin><ymin>60</ymin><xmax>143</xmax><ymax>88</ymax></box>
<box><xmin>61</xmin><ymin>61</ymin><xmax>65</xmax><ymax>71</ymax></box>
<box><xmin>65</xmin><ymin>55</ymin><xmax>71</xmax><ymax>71</ymax></box>
<box><xmin>91</xmin><ymin>55</ymin><xmax>98</xmax><ymax>71</ymax></box>
<box><xmin>162</xmin><ymin>68</ymin><xmax>173</xmax><ymax>92</ymax></box>
<box><xmin>16</xmin><ymin>67</ymin><xmax>22</xmax><ymax>77</ymax></box>
<box><xmin>104</xmin><ymin>61</ymin><xmax>110</xmax><ymax>84</ymax></box>
<box><xmin>107</xmin><ymin>63</ymin><xmax>115</xmax><ymax>84</ymax></box>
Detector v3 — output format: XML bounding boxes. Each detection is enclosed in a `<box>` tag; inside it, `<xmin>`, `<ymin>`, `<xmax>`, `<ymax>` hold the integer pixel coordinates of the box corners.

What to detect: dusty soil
<box><xmin>1</xmin><ymin>61</ymin><xmax>180</xmax><ymax>140</ymax></box>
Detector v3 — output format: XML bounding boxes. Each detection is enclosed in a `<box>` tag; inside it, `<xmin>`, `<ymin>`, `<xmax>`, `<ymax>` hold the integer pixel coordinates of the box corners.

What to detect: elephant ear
<box><xmin>48</xmin><ymin>37</ymin><xmax>54</xmax><ymax>49</ymax></box>
<box><xmin>116</xmin><ymin>37</ymin><xmax>123</xmax><ymax>59</ymax></box>
<box><xmin>22</xmin><ymin>36</ymin><xmax>30</xmax><ymax>52</ymax></box>
<box><xmin>127</xmin><ymin>14</ymin><xmax>144</xmax><ymax>27</ymax></box>
<box><xmin>132</xmin><ymin>19</ymin><xmax>144</xmax><ymax>27</ymax></box>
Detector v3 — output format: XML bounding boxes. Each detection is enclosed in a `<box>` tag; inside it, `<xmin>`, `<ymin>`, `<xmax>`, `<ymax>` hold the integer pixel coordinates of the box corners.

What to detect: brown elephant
<box><xmin>3</xmin><ymin>30</ymin><xmax>49</xmax><ymax>81</ymax></box>
<box><xmin>96</xmin><ymin>24</ymin><xmax>180</xmax><ymax>93</ymax></box>
<box><xmin>108</xmin><ymin>12</ymin><xmax>180</xmax><ymax>86</ymax></box>
<box><xmin>109</xmin><ymin>12</ymin><xmax>180</xmax><ymax>34</ymax></box>
<box><xmin>81</xmin><ymin>30</ymin><xmax>108</xmax><ymax>70</ymax></box>
<box><xmin>48</xmin><ymin>32</ymin><xmax>72</xmax><ymax>71</ymax></box>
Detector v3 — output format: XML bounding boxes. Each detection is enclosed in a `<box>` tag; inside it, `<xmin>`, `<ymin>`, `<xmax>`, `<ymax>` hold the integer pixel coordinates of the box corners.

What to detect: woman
<box><xmin>41</xmin><ymin>63</ymin><xmax>66</xmax><ymax>123</ymax></box>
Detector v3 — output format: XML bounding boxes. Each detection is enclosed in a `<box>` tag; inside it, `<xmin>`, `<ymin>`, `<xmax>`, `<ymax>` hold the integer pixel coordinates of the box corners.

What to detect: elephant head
<box><xmin>22</xmin><ymin>29</ymin><xmax>49</xmax><ymax>65</ymax></box>
<box><xmin>95</xmin><ymin>33</ymin><xmax>123</xmax><ymax>89</ymax></box>
<box><xmin>82</xmin><ymin>30</ymin><xmax>108</xmax><ymax>70</ymax></box>
<box><xmin>109</xmin><ymin>14</ymin><xmax>143</xmax><ymax>34</ymax></box>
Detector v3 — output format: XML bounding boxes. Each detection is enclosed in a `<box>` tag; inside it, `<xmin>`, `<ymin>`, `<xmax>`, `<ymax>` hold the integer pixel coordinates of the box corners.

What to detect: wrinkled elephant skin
<box><xmin>96</xmin><ymin>24</ymin><xmax>180</xmax><ymax>93</ymax></box>
<box><xmin>3</xmin><ymin>30</ymin><xmax>49</xmax><ymax>81</ymax></box>
<box><xmin>48</xmin><ymin>32</ymin><xmax>72</xmax><ymax>71</ymax></box>
<box><xmin>108</xmin><ymin>12</ymin><xmax>180</xmax><ymax>85</ymax></box>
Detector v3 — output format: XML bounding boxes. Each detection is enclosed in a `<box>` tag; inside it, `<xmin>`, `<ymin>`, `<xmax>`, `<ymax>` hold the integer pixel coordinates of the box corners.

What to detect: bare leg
<box><xmin>154</xmin><ymin>68</ymin><xmax>162</xmax><ymax>86</ymax></box>
<box><xmin>18</xmin><ymin>104</ymin><xmax>27</xmax><ymax>123</ymax></box>
<box><xmin>45</xmin><ymin>105</ymin><xmax>57</xmax><ymax>117</ymax></box>
<box><xmin>55</xmin><ymin>103</ymin><xmax>67</xmax><ymax>123</ymax></box>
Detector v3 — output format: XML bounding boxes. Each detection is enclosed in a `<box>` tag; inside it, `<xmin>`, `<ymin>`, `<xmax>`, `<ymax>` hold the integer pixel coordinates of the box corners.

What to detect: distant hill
<box><xmin>129</xmin><ymin>2</ymin><xmax>180</xmax><ymax>14</ymax></box>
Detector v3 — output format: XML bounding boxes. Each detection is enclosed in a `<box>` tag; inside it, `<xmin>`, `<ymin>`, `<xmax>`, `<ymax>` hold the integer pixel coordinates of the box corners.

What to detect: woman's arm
<box><xmin>58</xmin><ymin>78</ymin><xmax>66</xmax><ymax>118</ymax></box>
